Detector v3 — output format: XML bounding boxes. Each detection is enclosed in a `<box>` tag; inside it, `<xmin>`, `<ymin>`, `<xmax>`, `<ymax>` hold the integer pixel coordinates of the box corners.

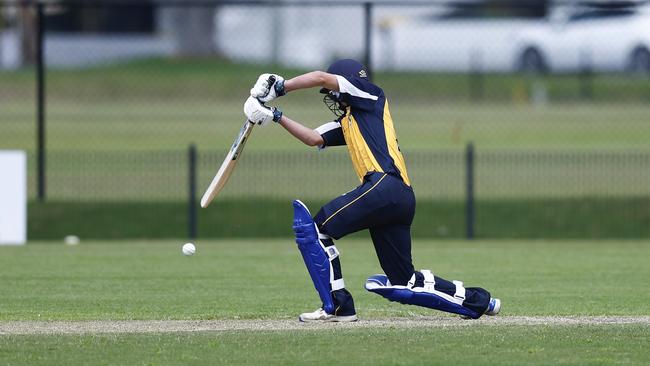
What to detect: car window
<box><xmin>569</xmin><ymin>9</ymin><xmax>634</xmax><ymax>22</ymax></box>
<box><xmin>432</xmin><ymin>2</ymin><xmax>545</xmax><ymax>20</ymax></box>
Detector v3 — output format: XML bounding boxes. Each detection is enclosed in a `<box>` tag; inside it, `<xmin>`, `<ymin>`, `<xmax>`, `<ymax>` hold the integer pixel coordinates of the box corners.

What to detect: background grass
<box><xmin>1</xmin><ymin>240</ymin><xmax>649</xmax><ymax>320</ymax></box>
<box><xmin>3</xmin><ymin>58</ymin><xmax>650</xmax><ymax>103</ymax></box>
<box><xmin>2</xmin><ymin>59</ymin><xmax>650</xmax><ymax>153</ymax></box>
<box><xmin>3</xmin><ymin>98</ymin><xmax>650</xmax><ymax>152</ymax></box>
<box><xmin>1</xmin><ymin>239</ymin><xmax>649</xmax><ymax>365</ymax></box>
<box><xmin>2</xmin><ymin>61</ymin><xmax>648</xmax><ymax>196</ymax></box>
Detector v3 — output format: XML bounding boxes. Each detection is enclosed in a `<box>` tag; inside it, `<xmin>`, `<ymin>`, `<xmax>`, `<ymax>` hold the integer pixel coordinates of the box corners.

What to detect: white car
<box><xmin>518</xmin><ymin>4</ymin><xmax>650</xmax><ymax>73</ymax></box>
<box><xmin>374</xmin><ymin>3</ymin><xmax>650</xmax><ymax>74</ymax></box>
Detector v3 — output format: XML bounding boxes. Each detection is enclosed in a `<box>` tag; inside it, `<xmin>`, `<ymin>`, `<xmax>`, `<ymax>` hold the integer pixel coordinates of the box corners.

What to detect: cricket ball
<box><xmin>182</xmin><ymin>242</ymin><xmax>196</xmax><ymax>256</ymax></box>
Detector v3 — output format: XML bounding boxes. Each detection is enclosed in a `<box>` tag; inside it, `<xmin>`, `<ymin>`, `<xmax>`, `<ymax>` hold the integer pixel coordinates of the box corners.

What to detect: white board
<box><xmin>0</xmin><ymin>151</ymin><xmax>27</xmax><ymax>245</ymax></box>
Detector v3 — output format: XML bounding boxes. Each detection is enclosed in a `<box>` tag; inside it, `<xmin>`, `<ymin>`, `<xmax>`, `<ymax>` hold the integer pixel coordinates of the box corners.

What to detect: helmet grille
<box><xmin>323</xmin><ymin>94</ymin><xmax>346</xmax><ymax>118</ymax></box>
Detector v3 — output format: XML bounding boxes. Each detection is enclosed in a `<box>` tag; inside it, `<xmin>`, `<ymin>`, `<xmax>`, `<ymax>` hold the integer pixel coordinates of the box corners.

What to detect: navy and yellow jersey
<box><xmin>316</xmin><ymin>75</ymin><xmax>411</xmax><ymax>186</ymax></box>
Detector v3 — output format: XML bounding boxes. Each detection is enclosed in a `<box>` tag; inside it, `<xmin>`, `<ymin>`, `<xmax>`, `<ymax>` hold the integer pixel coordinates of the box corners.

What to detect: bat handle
<box><xmin>256</xmin><ymin>75</ymin><xmax>277</xmax><ymax>106</ymax></box>
<box><xmin>263</xmin><ymin>75</ymin><xmax>277</xmax><ymax>102</ymax></box>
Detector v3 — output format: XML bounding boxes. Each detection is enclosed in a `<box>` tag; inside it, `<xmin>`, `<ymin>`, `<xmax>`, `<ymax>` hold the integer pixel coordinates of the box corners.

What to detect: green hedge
<box><xmin>28</xmin><ymin>197</ymin><xmax>650</xmax><ymax>240</ymax></box>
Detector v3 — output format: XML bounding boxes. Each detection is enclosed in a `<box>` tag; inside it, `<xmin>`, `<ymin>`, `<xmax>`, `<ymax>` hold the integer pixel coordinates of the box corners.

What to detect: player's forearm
<box><xmin>278</xmin><ymin>115</ymin><xmax>324</xmax><ymax>147</ymax></box>
<box><xmin>284</xmin><ymin>71</ymin><xmax>339</xmax><ymax>93</ymax></box>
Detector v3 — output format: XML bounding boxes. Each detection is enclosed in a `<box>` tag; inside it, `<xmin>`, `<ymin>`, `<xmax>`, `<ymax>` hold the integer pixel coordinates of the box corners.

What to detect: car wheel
<box><xmin>628</xmin><ymin>47</ymin><xmax>650</xmax><ymax>74</ymax></box>
<box><xmin>518</xmin><ymin>48</ymin><xmax>547</xmax><ymax>74</ymax></box>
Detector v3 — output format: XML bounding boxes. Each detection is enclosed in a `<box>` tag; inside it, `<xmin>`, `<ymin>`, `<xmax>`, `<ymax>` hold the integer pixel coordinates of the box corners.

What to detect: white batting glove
<box><xmin>250</xmin><ymin>73</ymin><xmax>286</xmax><ymax>103</ymax></box>
<box><xmin>243</xmin><ymin>96</ymin><xmax>282</xmax><ymax>127</ymax></box>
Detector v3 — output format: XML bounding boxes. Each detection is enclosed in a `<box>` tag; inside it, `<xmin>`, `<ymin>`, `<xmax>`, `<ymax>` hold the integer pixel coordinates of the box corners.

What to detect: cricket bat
<box><xmin>200</xmin><ymin>119</ymin><xmax>255</xmax><ymax>208</ymax></box>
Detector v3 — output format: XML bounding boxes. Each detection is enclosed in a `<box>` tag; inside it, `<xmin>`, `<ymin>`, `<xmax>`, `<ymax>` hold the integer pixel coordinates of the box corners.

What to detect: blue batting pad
<box><xmin>293</xmin><ymin>200</ymin><xmax>335</xmax><ymax>314</ymax></box>
<box><xmin>365</xmin><ymin>274</ymin><xmax>480</xmax><ymax>319</ymax></box>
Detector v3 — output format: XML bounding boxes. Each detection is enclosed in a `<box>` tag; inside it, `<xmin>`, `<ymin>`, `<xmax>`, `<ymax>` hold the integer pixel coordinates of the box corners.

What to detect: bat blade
<box><xmin>200</xmin><ymin>119</ymin><xmax>255</xmax><ymax>208</ymax></box>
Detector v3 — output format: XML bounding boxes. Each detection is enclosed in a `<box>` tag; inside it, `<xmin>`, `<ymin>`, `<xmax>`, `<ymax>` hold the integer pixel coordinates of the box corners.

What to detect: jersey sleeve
<box><xmin>335</xmin><ymin>75</ymin><xmax>382</xmax><ymax>112</ymax></box>
<box><xmin>315</xmin><ymin>120</ymin><xmax>345</xmax><ymax>149</ymax></box>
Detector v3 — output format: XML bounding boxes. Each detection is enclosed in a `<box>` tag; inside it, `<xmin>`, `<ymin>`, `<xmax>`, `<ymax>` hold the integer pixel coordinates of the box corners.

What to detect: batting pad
<box><xmin>293</xmin><ymin>200</ymin><xmax>336</xmax><ymax>314</ymax></box>
<box><xmin>365</xmin><ymin>272</ymin><xmax>481</xmax><ymax>319</ymax></box>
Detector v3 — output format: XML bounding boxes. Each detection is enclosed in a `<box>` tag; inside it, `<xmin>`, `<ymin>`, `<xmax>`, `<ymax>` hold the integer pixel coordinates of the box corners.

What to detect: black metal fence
<box><xmin>1</xmin><ymin>0</ymin><xmax>649</xmax><ymax>239</ymax></box>
<box><xmin>18</xmin><ymin>145</ymin><xmax>650</xmax><ymax>239</ymax></box>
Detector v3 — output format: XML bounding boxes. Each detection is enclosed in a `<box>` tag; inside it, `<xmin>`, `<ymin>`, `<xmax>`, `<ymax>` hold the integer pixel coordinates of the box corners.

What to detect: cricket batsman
<box><xmin>244</xmin><ymin>59</ymin><xmax>500</xmax><ymax>322</ymax></box>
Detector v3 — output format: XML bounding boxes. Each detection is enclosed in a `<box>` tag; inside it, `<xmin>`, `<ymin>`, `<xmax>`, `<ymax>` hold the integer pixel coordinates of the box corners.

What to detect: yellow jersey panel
<box><xmin>341</xmin><ymin>111</ymin><xmax>385</xmax><ymax>181</ymax></box>
<box><xmin>382</xmin><ymin>101</ymin><xmax>410</xmax><ymax>185</ymax></box>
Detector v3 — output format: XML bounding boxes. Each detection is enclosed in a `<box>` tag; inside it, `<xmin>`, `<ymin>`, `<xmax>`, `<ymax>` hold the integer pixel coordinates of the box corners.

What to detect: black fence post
<box><xmin>363</xmin><ymin>2</ymin><xmax>372</xmax><ymax>80</ymax></box>
<box><xmin>465</xmin><ymin>142</ymin><xmax>475</xmax><ymax>240</ymax></box>
<box><xmin>188</xmin><ymin>144</ymin><xmax>198</xmax><ymax>240</ymax></box>
<box><xmin>36</xmin><ymin>2</ymin><xmax>46</xmax><ymax>202</ymax></box>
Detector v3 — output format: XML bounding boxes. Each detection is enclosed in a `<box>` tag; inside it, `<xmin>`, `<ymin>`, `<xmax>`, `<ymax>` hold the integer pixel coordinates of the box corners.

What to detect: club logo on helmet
<box><xmin>358</xmin><ymin>70</ymin><xmax>367</xmax><ymax>78</ymax></box>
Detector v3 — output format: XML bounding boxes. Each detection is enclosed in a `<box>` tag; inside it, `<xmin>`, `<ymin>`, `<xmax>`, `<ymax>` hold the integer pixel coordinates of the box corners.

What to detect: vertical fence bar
<box><xmin>465</xmin><ymin>142</ymin><xmax>475</xmax><ymax>240</ymax></box>
<box><xmin>363</xmin><ymin>2</ymin><xmax>372</xmax><ymax>80</ymax></box>
<box><xmin>188</xmin><ymin>144</ymin><xmax>198</xmax><ymax>240</ymax></box>
<box><xmin>36</xmin><ymin>2</ymin><xmax>46</xmax><ymax>201</ymax></box>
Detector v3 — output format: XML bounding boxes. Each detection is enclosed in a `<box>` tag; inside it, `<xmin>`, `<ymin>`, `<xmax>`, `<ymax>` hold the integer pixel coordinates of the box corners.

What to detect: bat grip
<box><xmin>254</xmin><ymin>75</ymin><xmax>277</xmax><ymax>107</ymax></box>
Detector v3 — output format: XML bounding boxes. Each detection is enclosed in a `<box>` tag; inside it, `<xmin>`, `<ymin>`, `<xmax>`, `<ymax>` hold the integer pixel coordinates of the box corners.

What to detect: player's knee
<box><xmin>292</xmin><ymin>200</ymin><xmax>317</xmax><ymax>244</ymax></box>
<box><xmin>313</xmin><ymin>207</ymin><xmax>327</xmax><ymax>227</ymax></box>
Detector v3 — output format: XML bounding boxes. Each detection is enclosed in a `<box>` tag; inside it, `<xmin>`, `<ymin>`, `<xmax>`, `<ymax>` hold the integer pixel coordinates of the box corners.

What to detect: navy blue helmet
<box><xmin>321</xmin><ymin>59</ymin><xmax>369</xmax><ymax>117</ymax></box>
<box><xmin>320</xmin><ymin>59</ymin><xmax>368</xmax><ymax>94</ymax></box>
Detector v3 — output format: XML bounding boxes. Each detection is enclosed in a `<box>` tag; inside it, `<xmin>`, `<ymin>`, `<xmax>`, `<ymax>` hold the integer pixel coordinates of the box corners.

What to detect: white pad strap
<box><xmin>331</xmin><ymin>278</ymin><xmax>345</xmax><ymax>291</ymax></box>
<box><xmin>317</xmin><ymin>232</ymin><xmax>343</xmax><ymax>290</ymax></box>
<box><xmin>407</xmin><ymin>273</ymin><xmax>417</xmax><ymax>289</ymax></box>
<box><xmin>421</xmin><ymin>270</ymin><xmax>436</xmax><ymax>292</ymax></box>
<box><xmin>317</xmin><ymin>233</ymin><xmax>339</xmax><ymax>261</ymax></box>
<box><xmin>453</xmin><ymin>280</ymin><xmax>466</xmax><ymax>301</ymax></box>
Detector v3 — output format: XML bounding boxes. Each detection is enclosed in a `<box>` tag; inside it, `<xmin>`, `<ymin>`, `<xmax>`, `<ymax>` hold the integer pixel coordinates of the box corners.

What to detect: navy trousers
<box><xmin>313</xmin><ymin>171</ymin><xmax>491</xmax><ymax>314</ymax></box>
<box><xmin>314</xmin><ymin>172</ymin><xmax>416</xmax><ymax>286</ymax></box>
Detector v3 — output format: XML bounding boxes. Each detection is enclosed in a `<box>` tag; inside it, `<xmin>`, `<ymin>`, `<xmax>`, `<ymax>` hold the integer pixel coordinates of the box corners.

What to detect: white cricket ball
<box><xmin>182</xmin><ymin>242</ymin><xmax>196</xmax><ymax>256</ymax></box>
<box><xmin>64</xmin><ymin>235</ymin><xmax>80</xmax><ymax>245</ymax></box>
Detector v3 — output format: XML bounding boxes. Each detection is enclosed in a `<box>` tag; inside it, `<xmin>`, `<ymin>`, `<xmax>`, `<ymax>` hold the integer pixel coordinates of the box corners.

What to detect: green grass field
<box><xmin>4</xmin><ymin>102</ymin><xmax>650</xmax><ymax>152</ymax></box>
<box><xmin>2</xmin><ymin>59</ymin><xmax>650</xmax><ymax>152</ymax></box>
<box><xmin>1</xmin><ymin>239</ymin><xmax>649</xmax><ymax>364</ymax></box>
<box><xmin>3</xmin><ymin>60</ymin><xmax>649</xmax><ymax>206</ymax></box>
<box><xmin>4</xmin><ymin>97</ymin><xmax>650</xmax><ymax>152</ymax></box>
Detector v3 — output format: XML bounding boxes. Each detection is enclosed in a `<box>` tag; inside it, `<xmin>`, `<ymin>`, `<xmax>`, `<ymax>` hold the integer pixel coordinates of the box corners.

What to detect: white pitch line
<box><xmin>1</xmin><ymin>316</ymin><xmax>649</xmax><ymax>335</ymax></box>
